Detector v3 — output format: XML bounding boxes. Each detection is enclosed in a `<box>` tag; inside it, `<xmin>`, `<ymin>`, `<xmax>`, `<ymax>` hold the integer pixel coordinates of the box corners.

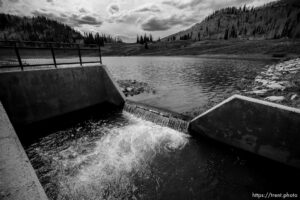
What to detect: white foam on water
<box><xmin>47</xmin><ymin>112</ymin><xmax>189</xmax><ymax>199</ymax></box>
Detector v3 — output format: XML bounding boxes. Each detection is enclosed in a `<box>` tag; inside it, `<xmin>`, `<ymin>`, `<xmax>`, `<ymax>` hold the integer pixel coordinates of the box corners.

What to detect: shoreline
<box><xmin>241</xmin><ymin>58</ymin><xmax>300</xmax><ymax>109</ymax></box>
<box><xmin>102</xmin><ymin>54</ymin><xmax>284</xmax><ymax>61</ymax></box>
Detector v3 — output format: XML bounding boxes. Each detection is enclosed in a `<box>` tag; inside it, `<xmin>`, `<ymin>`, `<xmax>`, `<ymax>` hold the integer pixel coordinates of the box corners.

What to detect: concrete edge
<box><xmin>0</xmin><ymin>63</ymin><xmax>102</xmax><ymax>73</ymax></box>
<box><xmin>0</xmin><ymin>101</ymin><xmax>48</xmax><ymax>200</ymax></box>
<box><xmin>191</xmin><ymin>94</ymin><xmax>300</xmax><ymax>123</ymax></box>
<box><xmin>102</xmin><ymin>65</ymin><xmax>126</xmax><ymax>105</ymax></box>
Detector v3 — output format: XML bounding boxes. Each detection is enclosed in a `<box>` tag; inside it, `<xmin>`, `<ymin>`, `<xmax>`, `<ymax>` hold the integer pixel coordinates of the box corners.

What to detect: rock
<box><xmin>247</xmin><ymin>89</ymin><xmax>268</xmax><ymax>95</ymax></box>
<box><xmin>291</xmin><ymin>94</ymin><xmax>298</xmax><ymax>101</ymax></box>
<box><xmin>264</xmin><ymin>96</ymin><xmax>285</xmax><ymax>102</ymax></box>
<box><xmin>265</xmin><ymin>82</ymin><xmax>286</xmax><ymax>90</ymax></box>
<box><xmin>126</xmin><ymin>87</ymin><xmax>133</xmax><ymax>92</ymax></box>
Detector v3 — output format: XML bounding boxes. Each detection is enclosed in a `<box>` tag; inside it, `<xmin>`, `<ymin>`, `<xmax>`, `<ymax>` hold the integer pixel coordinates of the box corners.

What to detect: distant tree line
<box><xmin>83</xmin><ymin>32</ymin><xmax>122</xmax><ymax>46</ymax></box>
<box><xmin>136</xmin><ymin>34</ymin><xmax>153</xmax><ymax>44</ymax></box>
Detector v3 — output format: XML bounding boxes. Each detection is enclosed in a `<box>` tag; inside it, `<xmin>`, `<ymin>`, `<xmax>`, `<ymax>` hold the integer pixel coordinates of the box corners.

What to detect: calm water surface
<box><xmin>103</xmin><ymin>56</ymin><xmax>273</xmax><ymax>114</ymax></box>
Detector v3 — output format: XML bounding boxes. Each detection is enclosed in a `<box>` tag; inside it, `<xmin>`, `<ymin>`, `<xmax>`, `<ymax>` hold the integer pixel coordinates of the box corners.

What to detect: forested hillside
<box><xmin>0</xmin><ymin>13</ymin><xmax>122</xmax><ymax>44</ymax></box>
<box><xmin>163</xmin><ymin>0</ymin><xmax>300</xmax><ymax>41</ymax></box>
<box><xmin>0</xmin><ymin>14</ymin><xmax>83</xmax><ymax>42</ymax></box>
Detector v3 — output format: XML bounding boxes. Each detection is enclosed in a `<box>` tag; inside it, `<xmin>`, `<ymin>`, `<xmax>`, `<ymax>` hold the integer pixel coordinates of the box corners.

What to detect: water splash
<box><xmin>27</xmin><ymin>112</ymin><xmax>189</xmax><ymax>200</ymax></box>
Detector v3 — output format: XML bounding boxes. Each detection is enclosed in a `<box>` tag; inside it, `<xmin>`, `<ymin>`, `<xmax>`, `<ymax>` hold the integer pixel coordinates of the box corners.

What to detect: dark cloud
<box><xmin>0</xmin><ymin>0</ymin><xmax>2</xmax><ymax>7</ymax></box>
<box><xmin>46</xmin><ymin>0</ymin><xmax>53</xmax><ymax>3</ymax></box>
<box><xmin>135</xmin><ymin>5</ymin><xmax>161</xmax><ymax>13</ymax></box>
<box><xmin>77</xmin><ymin>16</ymin><xmax>102</xmax><ymax>25</ymax></box>
<box><xmin>32</xmin><ymin>10</ymin><xmax>102</xmax><ymax>27</ymax></box>
<box><xmin>107</xmin><ymin>4</ymin><xmax>119</xmax><ymax>15</ymax></box>
<box><xmin>162</xmin><ymin>0</ymin><xmax>204</xmax><ymax>9</ymax></box>
<box><xmin>163</xmin><ymin>0</ymin><xmax>255</xmax><ymax>10</ymax></box>
<box><xmin>141</xmin><ymin>14</ymin><xmax>198</xmax><ymax>31</ymax></box>
<box><xmin>79</xmin><ymin>8</ymin><xmax>87</xmax><ymax>13</ymax></box>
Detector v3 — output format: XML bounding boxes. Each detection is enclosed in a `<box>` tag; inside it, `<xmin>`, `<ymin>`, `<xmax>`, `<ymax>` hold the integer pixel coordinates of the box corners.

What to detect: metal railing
<box><xmin>0</xmin><ymin>40</ymin><xmax>102</xmax><ymax>70</ymax></box>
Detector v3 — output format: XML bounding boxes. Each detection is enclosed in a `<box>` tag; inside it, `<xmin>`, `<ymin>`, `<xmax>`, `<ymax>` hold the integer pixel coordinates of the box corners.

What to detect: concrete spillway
<box><xmin>0</xmin><ymin>64</ymin><xmax>300</xmax><ymax>199</ymax></box>
<box><xmin>123</xmin><ymin>100</ymin><xmax>189</xmax><ymax>133</ymax></box>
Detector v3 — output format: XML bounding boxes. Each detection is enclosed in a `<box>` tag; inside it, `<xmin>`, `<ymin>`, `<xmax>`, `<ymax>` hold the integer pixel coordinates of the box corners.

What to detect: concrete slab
<box><xmin>189</xmin><ymin>94</ymin><xmax>300</xmax><ymax>168</ymax></box>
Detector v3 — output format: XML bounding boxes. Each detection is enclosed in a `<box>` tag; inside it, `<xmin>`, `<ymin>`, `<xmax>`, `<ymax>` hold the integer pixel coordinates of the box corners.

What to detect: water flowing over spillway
<box><xmin>26</xmin><ymin>110</ymin><xmax>300</xmax><ymax>200</ymax></box>
<box><xmin>26</xmin><ymin>112</ymin><xmax>189</xmax><ymax>199</ymax></box>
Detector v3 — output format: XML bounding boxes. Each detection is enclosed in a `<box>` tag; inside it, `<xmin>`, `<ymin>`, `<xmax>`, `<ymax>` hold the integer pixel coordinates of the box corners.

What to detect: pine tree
<box><xmin>140</xmin><ymin>35</ymin><xmax>144</xmax><ymax>44</ymax></box>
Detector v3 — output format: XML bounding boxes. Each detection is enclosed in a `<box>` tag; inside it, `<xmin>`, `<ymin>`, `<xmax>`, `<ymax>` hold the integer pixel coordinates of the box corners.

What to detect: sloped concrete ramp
<box><xmin>189</xmin><ymin>94</ymin><xmax>300</xmax><ymax>168</ymax></box>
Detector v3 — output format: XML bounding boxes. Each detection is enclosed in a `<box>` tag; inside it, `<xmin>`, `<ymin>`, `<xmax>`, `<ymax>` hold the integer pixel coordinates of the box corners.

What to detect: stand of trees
<box><xmin>136</xmin><ymin>33</ymin><xmax>153</xmax><ymax>44</ymax></box>
<box><xmin>83</xmin><ymin>32</ymin><xmax>122</xmax><ymax>46</ymax></box>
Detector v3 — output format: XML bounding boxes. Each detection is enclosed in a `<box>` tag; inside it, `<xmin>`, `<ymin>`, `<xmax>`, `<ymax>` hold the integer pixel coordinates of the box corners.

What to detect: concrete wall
<box><xmin>0</xmin><ymin>64</ymin><xmax>125</xmax><ymax>126</ymax></box>
<box><xmin>189</xmin><ymin>94</ymin><xmax>300</xmax><ymax>168</ymax></box>
<box><xmin>0</xmin><ymin>101</ymin><xmax>48</xmax><ymax>200</ymax></box>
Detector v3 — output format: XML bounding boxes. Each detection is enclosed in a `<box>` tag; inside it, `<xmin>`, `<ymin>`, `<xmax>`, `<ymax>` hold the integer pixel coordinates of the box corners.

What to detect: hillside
<box><xmin>0</xmin><ymin>14</ymin><xmax>82</xmax><ymax>42</ymax></box>
<box><xmin>163</xmin><ymin>0</ymin><xmax>300</xmax><ymax>41</ymax></box>
<box><xmin>0</xmin><ymin>13</ymin><xmax>122</xmax><ymax>44</ymax></box>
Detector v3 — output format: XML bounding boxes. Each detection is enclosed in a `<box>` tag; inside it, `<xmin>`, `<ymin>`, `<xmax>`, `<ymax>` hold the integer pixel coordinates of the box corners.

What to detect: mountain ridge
<box><xmin>163</xmin><ymin>0</ymin><xmax>300</xmax><ymax>41</ymax></box>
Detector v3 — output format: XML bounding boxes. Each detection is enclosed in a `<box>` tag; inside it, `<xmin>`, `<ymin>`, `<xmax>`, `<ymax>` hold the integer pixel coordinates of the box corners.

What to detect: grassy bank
<box><xmin>101</xmin><ymin>39</ymin><xmax>300</xmax><ymax>60</ymax></box>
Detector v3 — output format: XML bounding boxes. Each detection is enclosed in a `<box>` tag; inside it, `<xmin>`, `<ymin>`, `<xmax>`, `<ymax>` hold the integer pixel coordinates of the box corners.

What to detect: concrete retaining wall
<box><xmin>0</xmin><ymin>64</ymin><xmax>125</xmax><ymax>126</ymax></box>
<box><xmin>0</xmin><ymin>102</ymin><xmax>48</xmax><ymax>200</ymax></box>
<box><xmin>189</xmin><ymin>94</ymin><xmax>300</xmax><ymax>168</ymax></box>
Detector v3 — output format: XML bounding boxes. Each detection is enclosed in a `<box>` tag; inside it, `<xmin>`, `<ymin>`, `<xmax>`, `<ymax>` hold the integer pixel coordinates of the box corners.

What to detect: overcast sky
<box><xmin>0</xmin><ymin>0</ymin><xmax>277</xmax><ymax>42</ymax></box>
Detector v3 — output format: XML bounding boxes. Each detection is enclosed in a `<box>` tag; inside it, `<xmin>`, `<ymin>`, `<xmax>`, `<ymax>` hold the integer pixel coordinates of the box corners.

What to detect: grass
<box><xmin>101</xmin><ymin>39</ymin><xmax>300</xmax><ymax>60</ymax></box>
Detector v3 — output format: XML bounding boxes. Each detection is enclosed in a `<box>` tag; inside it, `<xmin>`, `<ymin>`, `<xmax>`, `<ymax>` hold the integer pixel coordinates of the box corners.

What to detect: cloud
<box><xmin>107</xmin><ymin>4</ymin><xmax>162</xmax><ymax>24</ymax></box>
<box><xmin>0</xmin><ymin>0</ymin><xmax>2</xmax><ymax>7</ymax></box>
<box><xmin>141</xmin><ymin>14</ymin><xmax>198</xmax><ymax>31</ymax></box>
<box><xmin>134</xmin><ymin>5</ymin><xmax>161</xmax><ymax>13</ymax></box>
<box><xmin>46</xmin><ymin>0</ymin><xmax>53</xmax><ymax>3</ymax></box>
<box><xmin>162</xmin><ymin>0</ymin><xmax>204</xmax><ymax>9</ymax></box>
<box><xmin>77</xmin><ymin>15</ymin><xmax>102</xmax><ymax>25</ymax></box>
<box><xmin>107</xmin><ymin>4</ymin><xmax>119</xmax><ymax>15</ymax></box>
<box><xmin>79</xmin><ymin>8</ymin><xmax>87</xmax><ymax>13</ymax></box>
<box><xmin>162</xmin><ymin>0</ymin><xmax>261</xmax><ymax>10</ymax></box>
<box><xmin>31</xmin><ymin>9</ymin><xmax>103</xmax><ymax>27</ymax></box>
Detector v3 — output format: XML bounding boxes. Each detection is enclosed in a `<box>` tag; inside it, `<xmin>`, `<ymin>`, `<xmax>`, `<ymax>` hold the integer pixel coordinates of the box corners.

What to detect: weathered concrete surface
<box><xmin>0</xmin><ymin>102</ymin><xmax>48</xmax><ymax>200</ymax></box>
<box><xmin>189</xmin><ymin>94</ymin><xmax>300</xmax><ymax>168</ymax></box>
<box><xmin>0</xmin><ymin>64</ymin><xmax>125</xmax><ymax>126</ymax></box>
<box><xmin>102</xmin><ymin>65</ymin><xmax>126</xmax><ymax>106</ymax></box>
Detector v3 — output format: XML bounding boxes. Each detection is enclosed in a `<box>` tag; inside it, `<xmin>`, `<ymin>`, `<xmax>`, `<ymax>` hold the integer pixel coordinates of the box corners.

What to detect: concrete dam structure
<box><xmin>189</xmin><ymin>95</ymin><xmax>300</xmax><ymax>169</ymax></box>
<box><xmin>0</xmin><ymin>64</ymin><xmax>300</xmax><ymax>199</ymax></box>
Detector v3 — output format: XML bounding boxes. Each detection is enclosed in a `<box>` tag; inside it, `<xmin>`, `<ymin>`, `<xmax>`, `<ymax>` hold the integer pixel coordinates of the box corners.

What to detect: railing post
<box><xmin>98</xmin><ymin>44</ymin><xmax>102</xmax><ymax>64</ymax></box>
<box><xmin>50</xmin><ymin>44</ymin><xmax>57</xmax><ymax>68</ymax></box>
<box><xmin>14</xmin><ymin>42</ymin><xmax>23</xmax><ymax>71</ymax></box>
<box><xmin>78</xmin><ymin>44</ymin><xmax>83</xmax><ymax>66</ymax></box>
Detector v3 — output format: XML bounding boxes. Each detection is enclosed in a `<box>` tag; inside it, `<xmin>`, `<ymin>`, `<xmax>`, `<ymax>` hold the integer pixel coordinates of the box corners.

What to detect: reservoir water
<box><xmin>25</xmin><ymin>57</ymin><xmax>300</xmax><ymax>199</ymax></box>
<box><xmin>103</xmin><ymin>56</ymin><xmax>273</xmax><ymax>114</ymax></box>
